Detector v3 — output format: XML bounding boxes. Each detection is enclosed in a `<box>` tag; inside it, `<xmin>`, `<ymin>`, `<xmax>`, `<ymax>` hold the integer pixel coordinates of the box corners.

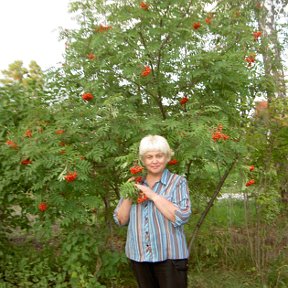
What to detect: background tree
<box><xmin>1</xmin><ymin>0</ymin><xmax>287</xmax><ymax>287</ymax></box>
<box><xmin>256</xmin><ymin>0</ymin><xmax>288</xmax><ymax>204</ymax></box>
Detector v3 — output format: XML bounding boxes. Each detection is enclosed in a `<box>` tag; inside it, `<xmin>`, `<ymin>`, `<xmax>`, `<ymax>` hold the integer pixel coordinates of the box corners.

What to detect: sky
<box><xmin>0</xmin><ymin>0</ymin><xmax>77</xmax><ymax>72</ymax></box>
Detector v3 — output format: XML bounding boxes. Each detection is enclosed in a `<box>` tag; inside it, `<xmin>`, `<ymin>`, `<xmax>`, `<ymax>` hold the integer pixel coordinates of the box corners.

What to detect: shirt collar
<box><xmin>160</xmin><ymin>168</ymin><xmax>170</xmax><ymax>185</ymax></box>
<box><xmin>143</xmin><ymin>168</ymin><xmax>171</xmax><ymax>186</ymax></box>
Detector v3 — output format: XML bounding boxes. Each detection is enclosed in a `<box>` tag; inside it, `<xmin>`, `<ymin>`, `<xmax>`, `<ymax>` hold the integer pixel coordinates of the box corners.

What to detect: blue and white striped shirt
<box><xmin>113</xmin><ymin>169</ymin><xmax>192</xmax><ymax>262</ymax></box>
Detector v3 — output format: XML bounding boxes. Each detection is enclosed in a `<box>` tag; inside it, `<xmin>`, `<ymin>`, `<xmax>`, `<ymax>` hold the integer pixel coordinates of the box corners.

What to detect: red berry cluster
<box><xmin>87</xmin><ymin>53</ymin><xmax>96</xmax><ymax>60</ymax></box>
<box><xmin>38</xmin><ymin>202</ymin><xmax>48</xmax><ymax>212</ymax></box>
<box><xmin>140</xmin><ymin>2</ymin><xmax>149</xmax><ymax>10</ymax></box>
<box><xmin>212</xmin><ymin>124</ymin><xmax>229</xmax><ymax>142</ymax></box>
<box><xmin>205</xmin><ymin>17</ymin><xmax>212</xmax><ymax>24</ymax></box>
<box><xmin>55</xmin><ymin>129</ymin><xmax>65</xmax><ymax>135</ymax></box>
<box><xmin>21</xmin><ymin>159</ymin><xmax>32</xmax><ymax>165</ymax></box>
<box><xmin>6</xmin><ymin>140</ymin><xmax>18</xmax><ymax>149</ymax></box>
<box><xmin>129</xmin><ymin>165</ymin><xmax>148</xmax><ymax>204</ymax></box>
<box><xmin>193</xmin><ymin>13</ymin><xmax>213</xmax><ymax>29</ymax></box>
<box><xmin>82</xmin><ymin>93</ymin><xmax>94</xmax><ymax>101</ymax></box>
<box><xmin>253</xmin><ymin>31</ymin><xmax>262</xmax><ymax>41</ymax></box>
<box><xmin>246</xmin><ymin>179</ymin><xmax>255</xmax><ymax>187</ymax></box>
<box><xmin>193</xmin><ymin>22</ymin><xmax>201</xmax><ymax>30</ymax></box>
<box><xmin>246</xmin><ymin>165</ymin><xmax>256</xmax><ymax>187</ymax></box>
<box><xmin>24</xmin><ymin>129</ymin><xmax>32</xmax><ymax>138</ymax></box>
<box><xmin>245</xmin><ymin>53</ymin><xmax>256</xmax><ymax>67</ymax></box>
<box><xmin>141</xmin><ymin>65</ymin><xmax>151</xmax><ymax>77</ymax></box>
<box><xmin>168</xmin><ymin>159</ymin><xmax>178</xmax><ymax>165</ymax></box>
<box><xmin>64</xmin><ymin>171</ymin><xmax>78</xmax><ymax>182</ymax></box>
<box><xmin>130</xmin><ymin>165</ymin><xmax>144</xmax><ymax>175</ymax></box>
<box><xmin>95</xmin><ymin>24</ymin><xmax>112</xmax><ymax>33</ymax></box>
<box><xmin>180</xmin><ymin>96</ymin><xmax>188</xmax><ymax>105</ymax></box>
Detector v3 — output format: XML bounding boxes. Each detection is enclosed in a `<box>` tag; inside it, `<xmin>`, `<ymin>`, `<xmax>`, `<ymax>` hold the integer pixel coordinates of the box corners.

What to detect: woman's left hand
<box><xmin>134</xmin><ymin>183</ymin><xmax>157</xmax><ymax>201</ymax></box>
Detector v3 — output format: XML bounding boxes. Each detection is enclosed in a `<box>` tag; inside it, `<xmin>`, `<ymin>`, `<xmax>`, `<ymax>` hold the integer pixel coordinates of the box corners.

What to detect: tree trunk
<box><xmin>188</xmin><ymin>157</ymin><xmax>238</xmax><ymax>253</ymax></box>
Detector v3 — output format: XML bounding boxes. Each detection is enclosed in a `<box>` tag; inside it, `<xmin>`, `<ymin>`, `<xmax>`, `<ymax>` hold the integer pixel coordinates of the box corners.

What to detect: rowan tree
<box><xmin>1</xmin><ymin>0</ymin><xmax>287</xmax><ymax>286</ymax></box>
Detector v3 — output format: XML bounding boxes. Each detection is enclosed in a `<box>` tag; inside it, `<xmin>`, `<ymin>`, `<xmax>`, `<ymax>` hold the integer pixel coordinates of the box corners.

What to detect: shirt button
<box><xmin>146</xmin><ymin>245</ymin><xmax>152</xmax><ymax>252</ymax></box>
<box><xmin>145</xmin><ymin>232</ymin><xmax>149</xmax><ymax>240</ymax></box>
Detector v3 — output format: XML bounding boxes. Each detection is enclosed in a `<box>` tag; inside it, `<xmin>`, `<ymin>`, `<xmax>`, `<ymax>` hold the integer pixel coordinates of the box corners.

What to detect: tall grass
<box><xmin>187</xmin><ymin>197</ymin><xmax>288</xmax><ymax>287</ymax></box>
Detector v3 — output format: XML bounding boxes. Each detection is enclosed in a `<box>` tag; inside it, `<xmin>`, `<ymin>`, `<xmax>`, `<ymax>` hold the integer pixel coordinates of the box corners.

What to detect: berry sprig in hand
<box><xmin>120</xmin><ymin>165</ymin><xmax>148</xmax><ymax>204</ymax></box>
<box><xmin>137</xmin><ymin>191</ymin><xmax>149</xmax><ymax>204</ymax></box>
<box><xmin>130</xmin><ymin>165</ymin><xmax>149</xmax><ymax>204</ymax></box>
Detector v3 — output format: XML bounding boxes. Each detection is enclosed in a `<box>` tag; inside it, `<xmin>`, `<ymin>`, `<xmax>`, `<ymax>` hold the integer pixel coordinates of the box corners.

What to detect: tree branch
<box><xmin>188</xmin><ymin>156</ymin><xmax>238</xmax><ymax>253</ymax></box>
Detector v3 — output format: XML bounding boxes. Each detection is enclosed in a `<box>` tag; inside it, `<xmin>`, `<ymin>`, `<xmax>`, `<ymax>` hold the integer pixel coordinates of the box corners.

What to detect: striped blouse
<box><xmin>113</xmin><ymin>168</ymin><xmax>192</xmax><ymax>262</ymax></box>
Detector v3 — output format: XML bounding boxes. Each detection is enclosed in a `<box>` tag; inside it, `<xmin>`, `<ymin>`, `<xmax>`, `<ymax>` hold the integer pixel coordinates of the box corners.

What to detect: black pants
<box><xmin>130</xmin><ymin>259</ymin><xmax>188</xmax><ymax>288</ymax></box>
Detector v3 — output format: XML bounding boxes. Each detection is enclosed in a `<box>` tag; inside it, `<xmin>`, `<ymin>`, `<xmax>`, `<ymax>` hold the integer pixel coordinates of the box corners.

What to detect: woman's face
<box><xmin>142</xmin><ymin>150</ymin><xmax>168</xmax><ymax>176</ymax></box>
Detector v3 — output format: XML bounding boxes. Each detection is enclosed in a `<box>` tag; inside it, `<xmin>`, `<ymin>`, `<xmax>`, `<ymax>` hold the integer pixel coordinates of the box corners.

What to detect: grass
<box><xmin>188</xmin><ymin>269</ymin><xmax>263</xmax><ymax>288</ymax></box>
<box><xmin>3</xmin><ymin>196</ymin><xmax>288</xmax><ymax>287</ymax></box>
<box><xmin>186</xmin><ymin>197</ymin><xmax>288</xmax><ymax>288</ymax></box>
<box><xmin>194</xmin><ymin>197</ymin><xmax>256</xmax><ymax>226</ymax></box>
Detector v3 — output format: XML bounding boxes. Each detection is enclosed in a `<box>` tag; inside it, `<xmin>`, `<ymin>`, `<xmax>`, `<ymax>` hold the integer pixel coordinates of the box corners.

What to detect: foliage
<box><xmin>119</xmin><ymin>181</ymin><xmax>138</xmax><ymax>201</ymax></box>
<box><xmin>1</xmin><ymin>0</ymin><xmax>288</xmax><ymax>287</ymax></box>
<box><xmin>188</xmin><ymin>199</ymin><xmax>288</xmax><ymax>287</ymax></box>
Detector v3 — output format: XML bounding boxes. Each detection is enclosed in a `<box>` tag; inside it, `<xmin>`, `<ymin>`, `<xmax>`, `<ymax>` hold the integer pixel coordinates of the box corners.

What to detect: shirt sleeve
<box><xmin>113</xmin><ymin>198</ymin><xmax>125</xmax><ymax>226</ymax></box>
<box><xmin>172</xmin><ymin>176</ymin><xmax>192</xmax><ymax>227</ymax></box>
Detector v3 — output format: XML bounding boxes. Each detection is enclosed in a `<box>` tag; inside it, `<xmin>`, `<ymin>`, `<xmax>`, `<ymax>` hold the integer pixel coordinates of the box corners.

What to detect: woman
<box><xmin>113</xmin><ymin>135</ymin><xmax>192</xmax><ymax>288</ymax></box>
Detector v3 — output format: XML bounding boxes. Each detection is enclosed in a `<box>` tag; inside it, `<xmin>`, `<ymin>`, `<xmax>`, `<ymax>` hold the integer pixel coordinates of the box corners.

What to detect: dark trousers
<box><xmin>130</xmin><ymin>259</ymin><xmax>188</xmax><ymax>288</ymax></box>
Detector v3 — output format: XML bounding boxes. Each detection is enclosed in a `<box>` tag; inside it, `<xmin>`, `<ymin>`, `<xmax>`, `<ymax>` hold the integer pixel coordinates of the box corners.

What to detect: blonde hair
<box><xmin>139</xmin><ymin>135</ymin><xmax>174</xmax><ymax>161</ymax></box>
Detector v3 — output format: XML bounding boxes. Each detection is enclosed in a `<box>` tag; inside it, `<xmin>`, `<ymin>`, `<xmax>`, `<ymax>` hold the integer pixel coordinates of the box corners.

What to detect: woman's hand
<box><xmin>134</xmin><ymin>183</ymin><xmax>157</xmax><ymax>201</ymax></box>
<box><xmin>135</xmin><ymin>183</ymin><xmax>177</xmax><ymax>222</ymax></box>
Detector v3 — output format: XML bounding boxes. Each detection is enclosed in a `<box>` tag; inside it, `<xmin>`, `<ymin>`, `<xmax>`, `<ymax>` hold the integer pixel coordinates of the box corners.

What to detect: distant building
<box><xmin>255</xmin><ymin>100</ymin><xmax>268</xmax><ymax>118</ymax></box>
